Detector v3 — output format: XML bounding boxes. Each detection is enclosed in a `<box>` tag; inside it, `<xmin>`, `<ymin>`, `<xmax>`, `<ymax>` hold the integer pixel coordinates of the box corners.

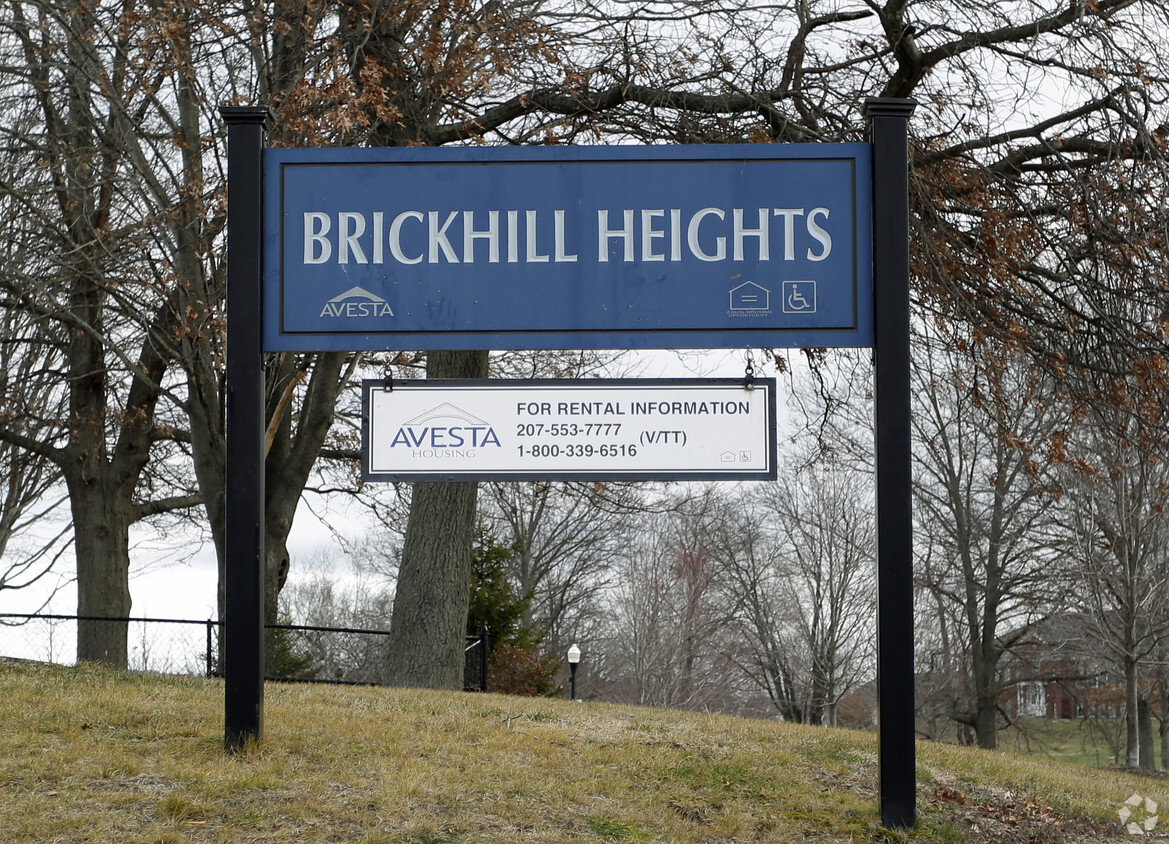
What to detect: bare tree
<box><xmin>707</xmin><ymin>492</ymin><xmax>807</xmax><ymax>721</ymax></box>
<box><xmin>0</xmin><ymin>306</ymin><xmax>69</xmax><ymax>606</ymax></box>
<box><xmin>1062</xmin><ymin>414</ymin><xmax>1169</xmax><ymax>768</ymax></box>
<box><xmin>481</xmin><ymin>480</ymin><xmax>639</xmax><ymax>645</ymax></box>
<box><xmin>0</xmin><ymin>0</ymin><xmax>359</xmax><ymax>667</ymax></box>
<box><xmin>0</xmin><ymin>0</ymin><xmax>228</xmax><ymax>664</ymax></box>
<box><xmin>912</xmin><ymin>320</ymin><xmax>1069</xmax><ymax>748</ymax></box>
<box><xmin>751</xmin><ymin>462</ymin><xmax>876</xmax><ymax>726</ymax></box>
<box><xmin>596</xmin><ymin>492</ymin><xmax>741</xmax><ymax>710</ymax></box>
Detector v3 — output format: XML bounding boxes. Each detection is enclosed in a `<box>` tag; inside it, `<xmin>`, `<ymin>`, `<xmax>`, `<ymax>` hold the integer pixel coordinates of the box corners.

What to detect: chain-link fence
<box><xmin>0</xmin><ymin>614</ymin><xmax>489</xmax><ymax>691</ymax></box>
<box><xmin>0</xmin><ymin>614</ymin><xmax>214</xmax><ymax>675</ymax></box>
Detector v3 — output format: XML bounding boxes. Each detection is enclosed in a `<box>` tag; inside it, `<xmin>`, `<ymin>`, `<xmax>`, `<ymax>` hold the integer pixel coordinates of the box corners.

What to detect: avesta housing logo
<box><xmin>319</xmin><ymin>286</ymin><xmax>394</xmax><ymax>319</ymax></box>
<box><xmin>389</xmin><ymin>403</ymin><xmax>501</xmax><ymax>459</ymax></box>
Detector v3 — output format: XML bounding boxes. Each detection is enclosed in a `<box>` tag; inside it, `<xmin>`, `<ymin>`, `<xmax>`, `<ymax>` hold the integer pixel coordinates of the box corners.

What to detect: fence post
<box><xmin>479</xmin><ymin>624</ymin><xmax>489</xmax><ymax>693</ymax></box>
<box><xmin>206</xmin><ymin>619</ymin><xmax>214</xmax><ymax>677</ymax></box>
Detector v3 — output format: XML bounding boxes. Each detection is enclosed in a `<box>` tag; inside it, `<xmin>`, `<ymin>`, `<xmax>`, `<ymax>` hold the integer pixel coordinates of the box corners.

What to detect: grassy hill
<box><xmin>0</xmin><ymin>660</ymin><xmax>1164</xmax><ymax>842</ymax></box>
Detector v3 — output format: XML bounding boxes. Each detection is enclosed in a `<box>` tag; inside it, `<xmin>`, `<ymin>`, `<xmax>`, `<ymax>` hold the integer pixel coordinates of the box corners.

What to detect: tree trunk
<box><xmin>1139</xmin><ymin>698</ymin><xmax>1155</xmax><ymax>770</ymax></box>
<box><xmin>973</xmin><ymin>694</ymin><xmax>998</xmax><ymax>750</ymax></box>
<box><xmin>262</xmin><ymin>530</ymin><xmax>292</xmax><ymax>673</ymax></box>
<box><xmin>970</xmin><ymin>634</ymin><xmax>999</xmax><ymax>749</ymax></box>
<box><xmin>1159</xmin><ymin>664</ymin><xmax>1169</xmax><ymax>772</ymax></box>
<box><xmin>1162</xmin><ymin>715</ymin><xmax>1169</xmax><ymax>774</ymax></box>
<box><xmin>64</xmin><ymin>293</ymin><xmax>167</xmax><ymax>670</ymax></box>
<box><xmin>385</xmin><ymin>350</ymin><xmax>488</xmax><ymax>689</ymax></box>
<box><xmin>69</xmin><ymin>476</ymin><xmax>132</xmax><ymax>667</ymax></box>
<box><xmin>1126</xmin><ymin>655</ymin><xmax>1141</xmax><ymax>766</ymax></box>
<box><xmin>384</xmin><ymin>480</ymin><xmax>480</xmax><ymax>688</ymax></box>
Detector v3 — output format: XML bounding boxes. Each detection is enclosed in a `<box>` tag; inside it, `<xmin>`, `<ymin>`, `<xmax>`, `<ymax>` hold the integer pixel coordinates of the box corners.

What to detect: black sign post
<box><xmin>220</xmin><ymin>106</ymin><xmax>270</xmax><ymax>751</ymax></box>
<box><xmin>866</xmin><ymin>97</ymin><xmax>917</xmax><ymax>828</ymax></box>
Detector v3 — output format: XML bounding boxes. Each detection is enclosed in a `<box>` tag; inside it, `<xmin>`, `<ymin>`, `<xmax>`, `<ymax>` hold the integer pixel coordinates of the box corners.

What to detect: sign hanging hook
<box><xmin>743</xmin><ymin>350</ymin><xmax>756</xmax><ymax>392</ymax></box>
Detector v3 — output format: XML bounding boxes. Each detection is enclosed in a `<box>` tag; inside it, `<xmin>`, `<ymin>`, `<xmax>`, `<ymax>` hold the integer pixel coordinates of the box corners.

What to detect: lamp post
<box><xmin>567</xmin><ymin>643</ymin><xmax>581</xmax><ymax>701</ymax></box>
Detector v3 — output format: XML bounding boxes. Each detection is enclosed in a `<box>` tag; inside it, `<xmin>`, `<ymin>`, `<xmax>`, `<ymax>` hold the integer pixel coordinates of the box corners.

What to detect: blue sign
<box><xmin>263</xmin><ymin>144</ymin><xmax>872</xmax><ymax>351</ymax></box>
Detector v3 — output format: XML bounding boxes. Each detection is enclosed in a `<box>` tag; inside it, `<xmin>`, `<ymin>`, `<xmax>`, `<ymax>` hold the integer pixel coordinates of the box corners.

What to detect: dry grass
<box><xmin>1</xmin><ymin>660</ymin><xmax>1165</xmax><ymax>843</ymax></box>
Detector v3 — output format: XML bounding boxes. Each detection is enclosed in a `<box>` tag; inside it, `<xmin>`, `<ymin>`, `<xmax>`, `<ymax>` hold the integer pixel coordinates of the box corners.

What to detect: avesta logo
<box><xmin>319</xmin><ymin>286</ymin><xmax>394</xmax><ymax>319</ymax></box>
<box><xmin>390</xmin><ymin>403</ymin><xmax>501</xmax><ymax>457</ymax></box>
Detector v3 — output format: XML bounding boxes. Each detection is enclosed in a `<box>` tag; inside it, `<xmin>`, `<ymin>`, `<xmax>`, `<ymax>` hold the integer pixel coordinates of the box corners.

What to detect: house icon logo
<box><xmin>729</xmin><ymin>281</ymin><xmax>771</xmax><ymax>312</ymax></box>
<box><xmin>404</xmin><ymin>403</ymin><xmax>490</xmax><ymax>429</ymax></box>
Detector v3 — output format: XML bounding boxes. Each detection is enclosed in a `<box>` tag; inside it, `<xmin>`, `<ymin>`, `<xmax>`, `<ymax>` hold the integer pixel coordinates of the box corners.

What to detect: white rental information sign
<box><xmin>362</xmin><ymin>378</ymin><xmax>777</xmax><ymax>481</ymax></box>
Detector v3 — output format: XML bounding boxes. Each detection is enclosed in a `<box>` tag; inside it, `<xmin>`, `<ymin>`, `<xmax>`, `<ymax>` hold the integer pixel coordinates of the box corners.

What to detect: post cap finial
<box><xmin>219</xmin><ymin>105</ymin><xmax>274</xmax><ymax>126</ymax></box>
<box><xmin>863</xmin><ymin>98</ymin><xmax>918</xmax><ymax>119</ymax></box>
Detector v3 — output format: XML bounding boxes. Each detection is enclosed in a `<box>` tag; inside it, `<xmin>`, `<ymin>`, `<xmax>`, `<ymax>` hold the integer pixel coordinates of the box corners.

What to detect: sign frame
<box><xmin>222</xmin><ymin>99</ymin><xmax>917</xmax><ymax>829</ymax></box>
<box><xmin>361</xmin><ymin>377</ymin><xmax>778</xmax><ymax>482</ymax></box>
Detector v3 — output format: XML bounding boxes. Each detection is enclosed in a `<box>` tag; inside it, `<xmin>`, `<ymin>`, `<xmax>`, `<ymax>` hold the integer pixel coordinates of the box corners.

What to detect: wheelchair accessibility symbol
<box><xmin>782</xmin><ymin>281</ymin><xmax>817</xmax><ymax>314</ymax></box>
